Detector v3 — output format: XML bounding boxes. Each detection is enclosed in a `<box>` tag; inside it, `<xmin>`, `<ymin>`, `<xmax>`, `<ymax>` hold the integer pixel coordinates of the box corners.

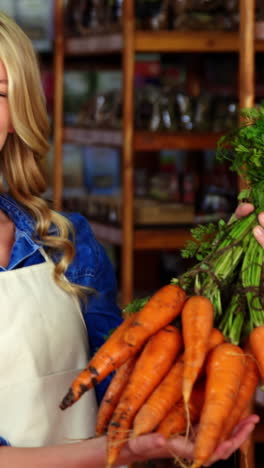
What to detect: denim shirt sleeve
<box><xmin>0</xmin><ymin>437</ymin><xmax>10</xmax><ymax>446</ymax></box>
<box><xmin>65</xmin><ymin>213</ymin><xmax>123</xmax><ymax>402</ymax></box>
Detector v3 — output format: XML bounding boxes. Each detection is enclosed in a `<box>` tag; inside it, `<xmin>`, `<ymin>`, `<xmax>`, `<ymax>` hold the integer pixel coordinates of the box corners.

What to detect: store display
<box><xmin>104</xmin><ymin>0</ymin><xmax>123</xmax><ymax>31</ymax></box>
<box><xmin>134</xmin><ymin>85</ymin><xmax>157</xmax><ymax>131</ymax></box>
<box><xmin>135</xmin><ymin>0</ymin><xmax>170</xmax><ymax>30</ymax></box>
<box><xmin>64</xmin><ymin>70</ymin><xmax>93</xmax><ymax>125</ymax></box>
<box><xmin>82</xmin><ymin>147</ymin><xmax>121</xmax><ymax>195</ymax></box>
<box><xmin>65</xmin><ymin>0</ymin><xmax>123</xmax><ymax>35</ymax></box>
<box><xmin>64</xmin><ymin>0</ymin><xmax>92</xmax><ymax>36</ymax></box>
<box><xmin>63</xmin><ymin>193</ymin><xmax>194</xmax><ymax>225</ymax></box>
<box><xmin>0</xmin><ymin>0</ymin><xmax>53</xmax><ymax>50</ymax></box>
<box><xmin>212</xmin><ymin>97</ymin><xmax>238</xmax><ymax>132</ymax></box>
<box><xmin>16</xmin><ymin>0</ymin><xmax>53</xmax><ymax>50</ymax></box>
<box><xmin>75</xmin><ymin>83</ymin><xmax>238</xmax><ymax>132</ymax></box>
<box><xmin>63</xmin><ymin>144</ymin><xmax>84</xmax><ymax>188</ymax></box>
<box><xmin>192</xmin><ymin>93</ymin><xmax>212</xmax><ymax>132</ymax></box>
<box><xmin>172</xmin><ymin>0</ymin><xmax>238</xmax><ymax>30</ymax></box>
<box><xmin>64</xmin><ymin>0</ymin><xmax>239</xmax><ymax>33</ymax></box>
<box><xmin>0</xmin><ymin>0</ymin><xmax>16</xmax><ymax>17</ymax></box>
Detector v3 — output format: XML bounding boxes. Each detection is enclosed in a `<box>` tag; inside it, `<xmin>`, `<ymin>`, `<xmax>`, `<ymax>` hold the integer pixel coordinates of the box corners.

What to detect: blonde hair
<box><xmin>0</xmin><ymin>12</ymin><xmax>89</xmax><ymax>298</ymax></box>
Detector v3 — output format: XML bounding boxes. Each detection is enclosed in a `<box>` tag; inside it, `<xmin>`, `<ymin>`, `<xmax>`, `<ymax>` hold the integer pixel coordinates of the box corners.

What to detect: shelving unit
<box><xmin>64</xmin><ymin>126</ymin><xmax>223</xmax><ymax>150</ymax></box>
<box><xmin>53</xmin><ymin>0</ymin><xmax>261</xmax><ymax>307</ymax></box>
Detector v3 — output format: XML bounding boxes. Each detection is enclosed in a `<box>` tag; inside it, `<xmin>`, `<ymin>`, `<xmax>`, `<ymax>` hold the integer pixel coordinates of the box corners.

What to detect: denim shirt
<box><xmin>0</xmin><ymin>194</ymin><xmax>122</xmax><ymax>446</ymax></box>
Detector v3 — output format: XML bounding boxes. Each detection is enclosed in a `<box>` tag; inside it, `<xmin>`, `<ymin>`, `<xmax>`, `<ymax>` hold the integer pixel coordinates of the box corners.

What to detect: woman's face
<box><xmin>0</xmin><ymin>59</ymin><xmax>12</xmax><ymax>151</ymax></box>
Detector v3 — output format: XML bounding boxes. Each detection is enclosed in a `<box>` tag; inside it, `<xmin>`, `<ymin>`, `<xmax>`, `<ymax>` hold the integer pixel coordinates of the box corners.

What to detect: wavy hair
<box><xmin>0</xmin><ymin>12</ymin><xmax>89</xmax><ymax>298</ymax></box>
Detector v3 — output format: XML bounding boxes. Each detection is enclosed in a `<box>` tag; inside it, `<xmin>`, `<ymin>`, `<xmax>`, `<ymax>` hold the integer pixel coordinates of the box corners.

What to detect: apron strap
<box><xmin>39</xmin><ymin>247</ymin><xmax>50</xmax><ymax>262</ymax></box>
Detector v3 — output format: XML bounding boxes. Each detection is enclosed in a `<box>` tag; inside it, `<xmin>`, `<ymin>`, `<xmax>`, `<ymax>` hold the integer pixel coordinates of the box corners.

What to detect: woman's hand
<box><xmin>235</xmin><ymin>203</ymin><xmax>264</xmax><ymax>248</ymax></box>
<box><xmin>203</xmin><ymin>414</ymin><xmax>259</xmax><ymax>466</ymax></box>
<box><xmin>117</xmin><ymin>414</ymin><xmax>259</xmax><ymax>466</ymax></box>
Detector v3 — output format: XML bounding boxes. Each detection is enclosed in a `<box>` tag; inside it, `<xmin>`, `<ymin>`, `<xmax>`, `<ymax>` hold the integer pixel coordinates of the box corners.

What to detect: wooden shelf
<box><xmin>90</xmin><ymin>221</ymin><xmax>192</xmax><ymax>250</ymax></box>
<box><xmin>134</xmin><ymin>227</ymin><xmax>192</xmax><ymax>249</ymax></box>
<box><xmin>65</xmin><ymin>33</ymin><xmax>122</xmax><ymax>55</ymax></box>
<box><xmin>64</xmin><ymin>126</ymin><xmax>224</xmax><ymax>151</ymax></box>
<box><xmin>89</xmin><ymin>221</ymin><xmax>122</xmax><ymax>245</ymax></box>
<box><xmin>136</xmin><ymin>30</ymin><xmax>264</xmax><ymax>53</ymax></box>
<box><xmin>65</xmin><ymin>30</ymin><xmax>264</xmax><ymax>56</ymax></box>
<box><xmin>135</xmin><ymin>31</ymin><xmax>240</xmax><ymax>53</ymax></box>
<box><xmin>63</xmin><ymin>126</ymin><xmax>122</xmax><ymax>147</ymax></box>
<box><xmin>134</xmin><ymin>131</ymin><xmax>224</xmax><ymax>151</ymax></box>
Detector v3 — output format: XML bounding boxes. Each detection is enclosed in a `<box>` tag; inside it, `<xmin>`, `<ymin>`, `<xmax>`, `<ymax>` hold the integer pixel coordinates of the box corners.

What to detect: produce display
<box><xmin>60</xmin><ymin>107</ymin><xmax>264</xmax><ymax>467</ymax></box>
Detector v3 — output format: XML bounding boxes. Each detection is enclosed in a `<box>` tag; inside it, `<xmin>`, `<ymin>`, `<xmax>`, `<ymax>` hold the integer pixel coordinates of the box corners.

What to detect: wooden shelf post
<box><xmin>121</xmin><ymin>0</ymin><xmax>135</xmax><ymax>306</ymax></box>
<box><xmin>239</xmin><ymin>0</ymin><xmax>255</xmax><ymax>196</ymax></box>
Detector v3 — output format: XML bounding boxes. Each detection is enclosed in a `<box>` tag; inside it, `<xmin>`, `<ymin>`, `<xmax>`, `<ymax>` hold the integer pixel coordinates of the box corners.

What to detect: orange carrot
<box><xmin>132</xmin><ymin>353</ymin><xmax>184</xmax><ymax>437</ymax></box>
<box><xmin>196</xmin><ymin>328</ymin><xmax>225</xmax><ymax>380</ymax></box>
<box><xmin>182</xmin><ymin>295</ymin><xmax>214</xmax><ymax>405</ymax></box>
<box><xmin>60</xmin><ymin>313</ymin><xmax>141</xmax><ymax>410</ymax></box>
<box><xmin>124</xmin><ymin>284</ymin><xmax>186</xmax><ymax>348</ymax></box>
<box><xmin>221</xmin><ymin>351</ymin><xmax>260</xmax><ymax>442</ymax></box>
<box><xmin>207</xmin><ymin>328</ymin><xmax>225</xmax><ymax>350</ymax></box>
<box><xmin>106</xmin><ymin>325</ymin><xmax>182</xmax><ymax>468</ymax></box>
<box><xmin>157</xmin><ymin>381</ymin><xmax>205</xmax><ymax>438</ymax></box>
<box><xmin>96</xmin><ymin>355</ymin><xmax>138</xmax><ymax>436</ymax></box>
<box><xmin>222</xmin><ymin>353</ymin><xmax>260</xmax><ymax>440</ymax></box>
<box><xmin>249</xmin><ymin>325</ymin><xmax>264</xmax><ymax>380</ymax></box>
<box><xmin>191</xmin><ymin>342</ymin><xmax>246</xmax><ymax>468</ymax></box>
<box><xmin>133</xmin><ymin>328</ymin><xmax>224</xmax><ymax>437</ymax></box>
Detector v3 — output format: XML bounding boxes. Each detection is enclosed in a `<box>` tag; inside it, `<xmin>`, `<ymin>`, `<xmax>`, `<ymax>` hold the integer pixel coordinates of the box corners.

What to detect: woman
<box><xmin>0</xmin><ymin>10</ymin><xmax>259</xmax><ymax>467</ymax></box>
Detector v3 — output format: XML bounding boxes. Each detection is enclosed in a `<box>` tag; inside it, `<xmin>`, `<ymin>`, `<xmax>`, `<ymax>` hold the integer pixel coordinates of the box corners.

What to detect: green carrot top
<box><xmin>216</xmin><ymin>106</ymin><xmax>264</xmax><ymax>210</ymax></box>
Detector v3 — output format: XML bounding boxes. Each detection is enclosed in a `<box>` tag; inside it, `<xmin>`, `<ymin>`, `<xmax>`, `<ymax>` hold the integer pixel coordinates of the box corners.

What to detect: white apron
<box><xmin>0</xmin><ymin>250</ymin><xmax>97</xmax><ymax>447</ymax></box>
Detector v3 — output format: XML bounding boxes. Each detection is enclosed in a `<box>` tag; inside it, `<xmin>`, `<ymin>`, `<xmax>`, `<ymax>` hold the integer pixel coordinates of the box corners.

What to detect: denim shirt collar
<box><xmin>0</xmin><ymin>193</ymin><xmax>58</xmax><ymax>235</ymax></box>
<box><xmin>0</xmin><ymin>193</ymin><xmax>56</xmax><ymax>270</ymax></box>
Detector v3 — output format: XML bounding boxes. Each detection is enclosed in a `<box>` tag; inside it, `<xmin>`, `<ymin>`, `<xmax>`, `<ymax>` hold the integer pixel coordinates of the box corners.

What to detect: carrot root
<box><xmin>182</xmin><ymin>296</ymin><xmax>214</xmax><ymax>406</ymax></box>
<box><xmin>192</xmin><ymin>343</ymin><xmax>246</xmax><ymax>467</ymax></box>
<box><xmin>106</xmin><ymin>325</ymin><xmax>182</xmax><ymax>466</ymax></box>
<box><xmin>60</xmin><ymin>313</ymin><xmax>140</xmax><ymax>409</ymax></box>
<box><xmin>124</xmin><ymin>284</ymin><xmax>186</xmax><ymax>348</ymax></box>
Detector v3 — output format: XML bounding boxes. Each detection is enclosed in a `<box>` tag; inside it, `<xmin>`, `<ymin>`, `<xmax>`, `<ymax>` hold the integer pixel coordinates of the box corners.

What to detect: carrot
<box><xmin>133</xmin><ymin>328</ymin><xmax>224</xmax><ymax>437</ymax></box>
<box><xmin>220</xmin><ymin>351</ymin><xmax>260</xmax><ymax>442</ymax></box>
<box><xmin>196</xmin><ymin>328</ymin><xmax>225</xmax><ymax>381</ymax></box>
<box><xmin>191</xmin><ymin>342</ymin><xmax>246</xmax><ymax>468</ymax></box>
<box><xmin>249</xmin><ymin>325</ymin><xmax>264</xmax><ymax>380</ymax></box>
<box><xmin>157</xmin><ymin>381</ymin><xmax>205</xmax><ymax>438</ymax></box>
<box><xmin>124</xmin><ymin>284</ymin><xmax>186</xmax><ymax>348</ymax></box>
<box><xmin>106</xmin><ymin>325</ymin><xmax>182</xmax><ymax>468</ymax></box>
<box><xmin>96</xmin><ymin>355</ymin><xmax>138</xmax><ymax>436</ymax></box>
<box><xmin>60</xmin><ymin>312</ymin><xmax>141</xmax><ymax>410</ymax></box>
<box><xmin>207</xmin><ymin>328</ymin><xmax>225</xmax><ymax>350</ymax></box>
<box><xmin>182</xmin><ymin>295</ymin><xmax>214</xmax><ymax>406</ymax></box>
<box><xmin>132</xmin><ymin>353</ymin><xmax>184</xmax><ymax>437</ymax></box>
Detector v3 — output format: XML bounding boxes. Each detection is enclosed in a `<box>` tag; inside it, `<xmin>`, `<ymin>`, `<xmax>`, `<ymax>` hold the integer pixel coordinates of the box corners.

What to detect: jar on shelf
<box><xmin>105</xmin><ymin>0</ymin><xmax>123</xmax><ymax>31</ymax></box>
<box><xmin>135</xmin><ymin>0</ymin><xmax>170</xmax><ymax>30</ymax></box>
<box><xmin>193</xmin><ymin>93</ymin><xmax>212</xmax><ymax>132</ymax></box>
<box><xmin>135</xmin><ymin>85</ymin><xmax>160</xmax><ymax>131</ymax></box>
<box><xmin>175</xmin><ymin>91</ymin><xmax>194</xmax><ymax>131</ymax></box>
<box><xmin>64</xmin><ymin>0</ymin><xmax>93</xmax><ymax>36</ymax></box>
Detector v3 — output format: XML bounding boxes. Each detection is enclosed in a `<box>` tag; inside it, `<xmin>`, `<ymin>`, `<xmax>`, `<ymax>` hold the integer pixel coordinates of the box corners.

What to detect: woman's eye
<box><xmin>0</xmin><ymin>93</ymin><xmax>7</xmax><ymax>98</ymax></box>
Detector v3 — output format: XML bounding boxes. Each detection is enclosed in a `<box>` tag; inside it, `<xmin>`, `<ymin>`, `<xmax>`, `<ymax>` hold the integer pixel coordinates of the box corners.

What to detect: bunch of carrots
<box><xmin>60</xmin><ymin>284</ymin><xmax>263</xmax><ymax>468</ymax></box>
<box><xmin>60</xmin><ymin>108</ymin><xmax>264</xmax><ymax>467</ymax></box>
